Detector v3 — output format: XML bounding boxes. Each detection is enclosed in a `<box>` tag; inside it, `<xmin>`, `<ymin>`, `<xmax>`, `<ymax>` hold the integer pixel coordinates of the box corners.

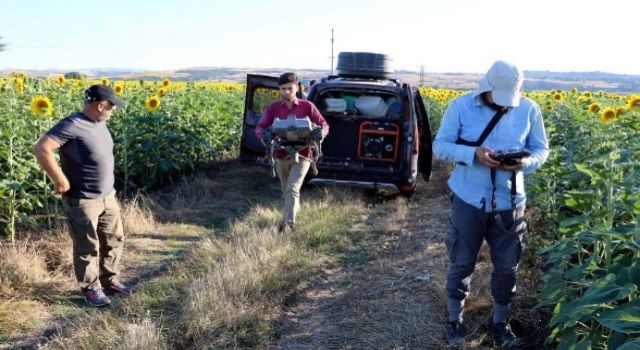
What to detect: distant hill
<box><xmin>523</xmin><ymin>71</ymin><xmax>640</xmax><ymax>92</ymax></box>
<box><xmin>2</xmin><ymin>67</ymin><xmax>639</xmax><ymax>93</ymax></box>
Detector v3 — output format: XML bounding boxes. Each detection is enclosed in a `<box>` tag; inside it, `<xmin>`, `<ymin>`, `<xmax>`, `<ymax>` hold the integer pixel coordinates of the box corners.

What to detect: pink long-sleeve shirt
<box><xmin>255</xmin><ymin>98</ymin><xmax>329</xmax><ymax>159</ymax></box>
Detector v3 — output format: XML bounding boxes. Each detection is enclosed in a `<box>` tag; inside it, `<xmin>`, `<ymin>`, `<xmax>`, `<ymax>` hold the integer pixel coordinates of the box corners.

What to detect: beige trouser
<box><xmin>61</xmin><ymin>191</ymin><xmax>124</xmax><ymax>291</ymax></box>
<box><xmin>275</xmin><ymin>157</ymin><xmax>311</xmax><ymax>224</ymax></box>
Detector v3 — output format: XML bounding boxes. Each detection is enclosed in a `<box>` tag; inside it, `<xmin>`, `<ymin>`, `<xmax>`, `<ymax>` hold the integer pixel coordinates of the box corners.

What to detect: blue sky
<box><xmin>1</xmin><ymin>0</ymin><xmax>638</xmax><ymax>74</ymax></box>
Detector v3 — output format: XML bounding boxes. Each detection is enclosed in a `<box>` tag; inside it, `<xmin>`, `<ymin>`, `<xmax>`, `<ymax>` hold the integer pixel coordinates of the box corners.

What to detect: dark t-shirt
<box><xmin>46</xmin><ymin>112</ymin><xmax>115</xmax><ymax>199</ymax></box>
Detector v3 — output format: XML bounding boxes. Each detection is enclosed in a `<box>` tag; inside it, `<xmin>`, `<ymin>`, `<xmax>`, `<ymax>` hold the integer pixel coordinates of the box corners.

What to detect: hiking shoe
<box><xmin>489</xmin><ymin>320</ymin><xmax>520</xmax><ymax>348</ymax></box>
<box><xmin>278</xmin><ymin>221</ymin><xmax>294</xmax><ymax>233</ymax></box>
<box><xmin>104</xmin><ymin>281</ymin><xmax>134</xmax><ymax>295</ymax></box>
<box><xmin>443</xmin><ymin>321</ymin><xmax>466</xmax><ymax>344</ymax></box>
<box><xmin>84</xmin><ymin>288</ymin><xmax>111</xmax><ymax>307</ymax></box>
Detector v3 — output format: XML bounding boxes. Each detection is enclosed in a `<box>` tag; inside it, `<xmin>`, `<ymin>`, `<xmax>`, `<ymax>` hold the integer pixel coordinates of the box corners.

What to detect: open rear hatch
<box><xmin>415</xmin><ymin>88</ymin><xmax>433</xmax><ymax>180</ymax></box>
<box><xmin>239</xmin><ymin>74</ymin><xmax>280</xmax><ymax>164</ymax></box>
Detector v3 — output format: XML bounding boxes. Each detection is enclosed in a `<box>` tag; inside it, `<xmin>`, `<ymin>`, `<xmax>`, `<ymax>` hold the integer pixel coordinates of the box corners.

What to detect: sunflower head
<box><xmin>56</xmin><ymin>76</ymin><xmax>66</xmax><ymax>85</ymax></box>
<box><xmin>599</xmin><ymin>107</ymin><xmax>616</xmax><ymax>123</ymax></box>
<box><xmin>545</xmin><ymin>105</ymin><xmax>553</xmax><ymax>112</ymax></box>
<box><xmin>145</xmin><ymin>96</ymin><xmax>161</xmax><ymax>113</ymax></box>
<box><xmin>626</xmin><ymin>96</ymin><xmax>640</xmax><ymax>111</ymax></box>
<box><xmin>588</xmin><ymin>102</ymin><xmax>601</xmax><ymax>113</ymax></box>
<box><xmin>114</xmin><ymin>84</ymin><xmax>124</xmax><ymax>95</ymax></box>
<box><xmin>583</xmin><ymin>91</ymin><xmax>592</xmax><ymax>98</ymax></box>
<box><xmin>552</xmin><ymin>92</ymin><xmax>563</xmax><ymax>101</ymax></box>
<box><xmin>615</xmin><ymin>107</ymin><xmax>626</xmax><ymax>117</ymax></box>
<box><xmin>157</xmin><ymin>88</ymin><xmax>165</xmax><ymax>96</ymax></box>
<box><xmin>14</xmin><ymin>79</ymin><xmax>25</xmax><ymax>95</ymax></box>
<box><xmin>571</xmin><ymin>87</ymin><xmax>577</xmax><ymax>94</ymax></box>
<box><xmin>162</xmin><ymin>79</ymin><xmax>170</xmax><ymax>87</ymax></box>
<box><xmin>31</xmin><ymin>95</ymin><xmax>54</xmax><ymax>117</ymax></box>
<box><xmin>101</xmin><ymin>78</ymin><xmax>109</xmax><ymax>86</ymax></box>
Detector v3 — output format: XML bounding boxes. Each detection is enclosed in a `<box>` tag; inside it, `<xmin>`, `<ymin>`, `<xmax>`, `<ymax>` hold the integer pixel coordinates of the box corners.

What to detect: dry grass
<box><xmin>0</xmin><ymin>181</ymin><xmax>204</xmax><ymax>348</ymax></box>
<box><xmin>177</xmin><ymin>232</ymin><xmax>303</xmax><ymax>348</ymax></box>
<box><xmin>0</xmin><ymin>299</ymin><xmax>49</xmax><ymax>339</ymax></box>
<box><xmin>0</xmin><ymin>238</ymin><xmax>69</xmax><ymax>298</ymax></box>
<box><xmin>172</xmin><ymin>191</ymin><xmax>364</xmax><ymax>349</ymax></box>
<box><xmin>121</xmin><ymin>194</ymin><xmax>157</xmax><ymax>236</ymax></box>
<box><xmin>48</xmin><ymin>313</ymin><xmax>167</xmax><ymax>350</ymax></box>
<box><xmin>151</xmin><ymin>167</ymin><xmax>272</xmax><ymax>228</ymax></box>
<box><xmin>0</xmin><ymin>230</ymin><xmax>73</xmax><ymax>342</ymax></box>
<box><xmin>117</xmin><ymin>317</ymin><xmax>167</xmax><ymax>350</ymax></box>
<box><xmin>3</xmin><ymin>161</ymin><xmax>551</xmax><ymax>349</ymax></box>
<box><xmin>38</xmin><ymin>166</ymin><xmax>368</xmax><ymax>350</ymax></box>
<box><xmin>36</xmin><ymin>229</ymin><xmax>74</xmax><ymax>276</ymax></box>
<box><xmin>379</xmin><ymin>197</ymin><xmax>409</xmax><ymax>233</ymax></box>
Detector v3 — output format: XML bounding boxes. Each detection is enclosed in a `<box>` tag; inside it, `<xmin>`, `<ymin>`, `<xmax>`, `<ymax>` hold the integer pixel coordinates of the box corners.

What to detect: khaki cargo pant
<box><xmin>62</xmin><ymin>191</ymin><xmax>124</xmax><ymax>291</ymax></box>
<box><xmin>275</xmin><ymin>157</ymin><xmax>311</xmax><ymax>224</ymax></box>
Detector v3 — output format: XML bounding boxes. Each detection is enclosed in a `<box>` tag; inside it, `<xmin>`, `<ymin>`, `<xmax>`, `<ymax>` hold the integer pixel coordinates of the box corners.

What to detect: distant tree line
<box><xmin>64</xmin><ymin>72</ymin><xmax>86</xmax><ymax>80</ymax></box>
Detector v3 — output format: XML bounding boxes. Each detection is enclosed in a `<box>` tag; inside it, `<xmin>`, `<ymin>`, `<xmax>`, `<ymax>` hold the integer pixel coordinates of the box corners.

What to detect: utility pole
<box><xmin>330</xmin><ymin>29</ymin><xmax>334</xmax><ymax>75</ymax></box>
<box><xmin>420</xmin><ymin>65</ymin><xmax>425</xmax><ymax>87</ymax></box>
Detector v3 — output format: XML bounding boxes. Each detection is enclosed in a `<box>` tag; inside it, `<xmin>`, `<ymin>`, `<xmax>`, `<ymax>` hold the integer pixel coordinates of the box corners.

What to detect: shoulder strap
<box><xmin>455</xmin><ymin>107</ymin><xmax>510</xmax><ymax>146</ymax></box>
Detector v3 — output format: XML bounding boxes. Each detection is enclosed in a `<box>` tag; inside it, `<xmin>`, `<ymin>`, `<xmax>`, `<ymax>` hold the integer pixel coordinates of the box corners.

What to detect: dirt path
<box><xmin>271</xmin><ymin>161</ymin><xmax>549</xmax><ymax>350</ymax></box>
<box><xmin>271</xmin><ymin>163</ymin><xmax>453</xmax><ymax>349</ymax></box>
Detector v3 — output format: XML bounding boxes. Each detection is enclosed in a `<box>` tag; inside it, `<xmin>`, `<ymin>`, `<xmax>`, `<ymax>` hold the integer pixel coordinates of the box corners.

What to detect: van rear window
<box><xmin>252</xmin><ymin>87</ymin><xmax>280</xmax><ymax>114</ymax></box>
<box><xmin>318</xmin><ymin>91</ymin><xmax>402</xmax><ymax>119</ymax></box>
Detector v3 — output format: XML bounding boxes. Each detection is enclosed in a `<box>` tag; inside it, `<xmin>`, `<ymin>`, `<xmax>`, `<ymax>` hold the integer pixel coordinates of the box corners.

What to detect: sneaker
<box><xmin>489</xmin><ymin>320</ymin><xmax>520</xmax><ymax>348</ymax></box>
<box><xmin>104</xmin><ymin>281</ymin><xmax>134</xmax><ymax>295</ymax></box>
<box><xmin>84</xmin><ymin>288</ymin><xmax>111</xmax><ymax>307</ymax></box>
<box><xmin>443</xmin><ymin>321</ymin><xmax>466</xmax><ymax>344</ymax></box>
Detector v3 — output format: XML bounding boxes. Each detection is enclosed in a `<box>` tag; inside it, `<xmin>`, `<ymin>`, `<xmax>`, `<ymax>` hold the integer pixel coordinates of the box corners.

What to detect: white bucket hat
<box><xmin>474</xmin><ymin>60</ymin><xmax>524</xmax><ymax>107</ymax></box>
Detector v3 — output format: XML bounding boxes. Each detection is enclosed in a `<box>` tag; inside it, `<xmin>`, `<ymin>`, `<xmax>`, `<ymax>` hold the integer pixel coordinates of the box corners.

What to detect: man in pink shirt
<box><xmin>255</xmin><ymin>72</ymin><xmax>329</xmax><ymax>232</ymax></box>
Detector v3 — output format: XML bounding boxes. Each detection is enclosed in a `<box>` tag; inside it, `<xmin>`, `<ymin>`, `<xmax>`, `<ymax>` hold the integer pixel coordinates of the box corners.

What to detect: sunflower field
<box><xmin>0</xmin><ymin>74</ymin><xmax>244</xmax><ymax>241</ymax></box>
<box><xmin>421</xmin><ymin>87</ymin><xmax>640</xmax><ymax>349</ymax></box>
<box><xmin>2</xmin><ymin>73</ymin><xmax>640</xmax><ymax>347</ymax></box>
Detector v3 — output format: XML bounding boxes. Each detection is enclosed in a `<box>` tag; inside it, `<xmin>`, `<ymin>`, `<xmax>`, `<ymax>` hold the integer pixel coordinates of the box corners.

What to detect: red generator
<box><xmin>357</xmin><ymin>121</ymin><xmax>400</xmax><ymax>161</ymax></box>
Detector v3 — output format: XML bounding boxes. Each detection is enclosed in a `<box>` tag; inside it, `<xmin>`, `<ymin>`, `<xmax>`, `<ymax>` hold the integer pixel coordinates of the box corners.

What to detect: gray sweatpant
<box><xmin>445</xmin><ymin>193</ymin><xmax>526</xmax><ymax>320</ymax></box>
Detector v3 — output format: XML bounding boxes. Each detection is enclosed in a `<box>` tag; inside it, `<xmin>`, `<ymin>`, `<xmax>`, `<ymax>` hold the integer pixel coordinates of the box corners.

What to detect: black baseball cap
<box><xmin>84</xmin><ymin>84</ymin><xmax>125</xmax><ymax>107</ymax></box>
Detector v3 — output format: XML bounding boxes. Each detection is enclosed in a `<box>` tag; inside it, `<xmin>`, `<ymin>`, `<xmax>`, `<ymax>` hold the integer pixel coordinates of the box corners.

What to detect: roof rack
<box><xmin>321</xmin><ymin>75</ymin><xmax>402</xmax><ymax>87</ymax></box>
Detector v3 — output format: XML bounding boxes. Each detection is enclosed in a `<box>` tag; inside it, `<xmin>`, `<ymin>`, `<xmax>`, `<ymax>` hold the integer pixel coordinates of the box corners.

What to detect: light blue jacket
<box><xmin>433</xmin><ymin>92</ymin><xmax>549</xmax><ymax>211</ymax></box>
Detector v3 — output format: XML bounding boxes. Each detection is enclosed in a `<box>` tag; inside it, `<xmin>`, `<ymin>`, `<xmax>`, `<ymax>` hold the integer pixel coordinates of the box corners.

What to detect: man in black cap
<box><xmin>34</xmin><ymin>84</ymin><xmax>132</xmax><ymax>307</ymax></box>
